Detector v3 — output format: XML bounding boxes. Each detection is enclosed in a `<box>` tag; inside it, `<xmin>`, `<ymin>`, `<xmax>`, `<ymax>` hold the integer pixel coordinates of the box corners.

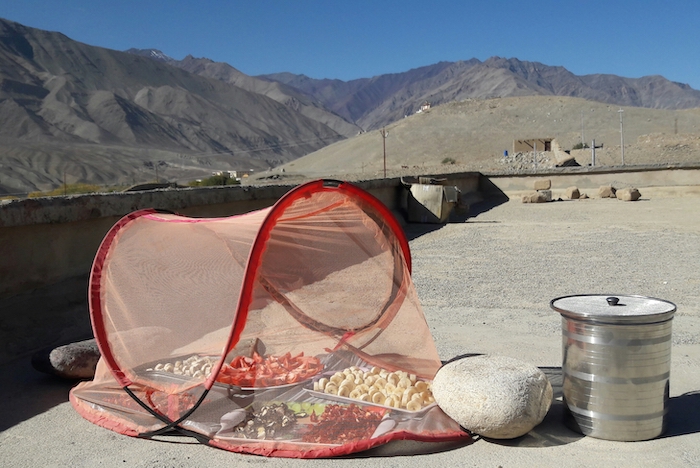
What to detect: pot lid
<box><xmin>550</xmin><ymin>294</ymin><xmax>676</xmax><ymax>324</ymax></box>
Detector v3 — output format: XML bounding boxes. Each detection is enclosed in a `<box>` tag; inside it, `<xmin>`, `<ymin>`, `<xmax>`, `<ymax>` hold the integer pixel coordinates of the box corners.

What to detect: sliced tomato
<box><xmin>285</xmin><ymin>372</ymin><xmax>300</xmax><ymax>384</ymax></box>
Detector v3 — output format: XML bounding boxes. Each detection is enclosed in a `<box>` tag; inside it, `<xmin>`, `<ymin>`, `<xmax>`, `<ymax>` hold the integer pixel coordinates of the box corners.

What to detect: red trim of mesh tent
<box><xmin>82</xmin><ymin>180</ymin><xmax>470</xmax><ymax>457</ymax></box>
<box><xmin>89</xmin><ymin>208</ymin><xmax>161</xmax><ymax>387</ymax></box>
<box><xmin>89</xmin><ymin>181</ymin><xmax>412</xmax><ymax>391</ymax></box>
<box><xmin>218</xmin><ymin>179</ymin><xmax>412</xmax><ymax>379</ymax></box>
<box><xmin>209</xmin><ymin>429</ymin><xmax>469</xmax><ymax>458</ymax></box>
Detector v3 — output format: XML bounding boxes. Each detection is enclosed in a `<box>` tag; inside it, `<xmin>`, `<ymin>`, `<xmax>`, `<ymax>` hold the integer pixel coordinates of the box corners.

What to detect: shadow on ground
<box><xmin>661</xmin><ymin>391</ymin><xmax>700</xmax><ymax>438</ymax></box>
<box><xmin>485</xmin><ymin>368</ymin><xmax>700</xmax><ymax>446</ymax></box>
<box><xmin>433</xmin><ymin>357</ymin><xmax>583</xmax><ymax>448</ymax></box>
<box><xmin>0</xmin><ymin>356</ymin><xmax>77</xmax><ymax>432</ymax></box>
<box><xmin>350</xmin><ymin>438</ymin><xmax>472</xmax><ymax>458</ymax></box>
<box><xmin>403</xmin><ymin>196</ymin><xmax>508</xmax><ymax>241</ymax></box>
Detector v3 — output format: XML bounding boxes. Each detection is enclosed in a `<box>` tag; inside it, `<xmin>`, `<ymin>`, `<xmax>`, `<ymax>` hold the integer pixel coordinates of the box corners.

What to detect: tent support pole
<box><xmin>122</xmin><ymin>386</ymin><xmax>212</xmax><ymax>444</ymax></box>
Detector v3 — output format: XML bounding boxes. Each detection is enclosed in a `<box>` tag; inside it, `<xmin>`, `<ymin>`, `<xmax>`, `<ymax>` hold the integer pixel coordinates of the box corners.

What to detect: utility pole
<box><xmin>379</xmin><ymin>128</ymin><xmax>389</xmax><ymax>178</ymax></box>
<box><xmin>618</xmin><ymin>108</ymin><xmax>625</xmax><ymax>166</ymax></box>
<box><xmin>581</xmin><ymin>110</ymin><xmax>585</xmax><ymax>146</ymax></box>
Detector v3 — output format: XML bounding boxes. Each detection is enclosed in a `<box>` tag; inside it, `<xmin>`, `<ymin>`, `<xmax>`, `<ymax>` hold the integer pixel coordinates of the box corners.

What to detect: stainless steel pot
<box><xmin>551</xmin><ymin>294</ymin><xmax>676</xmax><ymax>441</ymax></box>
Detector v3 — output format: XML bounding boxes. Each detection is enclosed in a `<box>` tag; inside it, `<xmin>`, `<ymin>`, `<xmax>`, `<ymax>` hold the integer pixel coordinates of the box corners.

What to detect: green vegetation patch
<box><xmin>188</xmin><ymin>174</ymin><xmax>241</xmax><ymax>187</ymax></box>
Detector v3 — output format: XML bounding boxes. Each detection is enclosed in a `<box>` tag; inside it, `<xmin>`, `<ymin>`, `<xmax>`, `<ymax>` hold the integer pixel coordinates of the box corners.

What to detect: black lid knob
<box><xmin>606</xmin><ymin>296</ymin><xmax>620</xmax><ymax>306</ymax></box>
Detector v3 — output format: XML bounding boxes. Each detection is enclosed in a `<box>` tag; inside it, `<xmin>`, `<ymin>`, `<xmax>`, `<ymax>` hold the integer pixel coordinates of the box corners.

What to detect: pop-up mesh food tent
<box><xmin>70</xmin><ymin>179</ymin><xmax>468</xmax><ymax>457</ymax></box>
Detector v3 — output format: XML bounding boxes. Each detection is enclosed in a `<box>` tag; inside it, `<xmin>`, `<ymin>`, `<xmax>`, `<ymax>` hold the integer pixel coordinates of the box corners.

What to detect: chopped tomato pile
<box><xmin>302</xmin><ymin>404</ymin><xmax>385</xmax><ymax>444</ymax></box>
<box><xmin>216</xmin><ymin>352</ymin><xmax>323</xmax><ymax>388</ymax></box>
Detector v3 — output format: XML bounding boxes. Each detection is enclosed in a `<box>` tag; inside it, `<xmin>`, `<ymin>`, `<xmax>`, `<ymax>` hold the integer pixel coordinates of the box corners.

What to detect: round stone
<box><xmin>32</xmin><ymin>338</ymin><xmax>101</xmax><ymax>380</ymax></box>
<box><xmin>432</xmin><ymin>354</ymin><xmax>552</xmax><ymax>439</ymax></box>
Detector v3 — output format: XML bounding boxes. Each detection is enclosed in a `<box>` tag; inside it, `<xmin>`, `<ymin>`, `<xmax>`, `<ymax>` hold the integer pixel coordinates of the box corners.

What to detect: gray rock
<box><xmin>432</xmin><ymin>355</ymin><xmax>552</xmax><ymax>439</ymax></box>
<box><xmin>32</xmin><ymin>338</ymin><xmax>100</xmax><ymax>380</ymax></box>
<box><xmin>566</xmin><ymin>186</ymin><xmax>580</xmax><ymax>200</ymax></box>
<box><xmin>521</xmin><ymin>190</ymin><xmax>551</xmax><ymax>204</ymax></box>
<box><xmin>616</xmin><ymin>187</ymin><xmax>641</xmax><ymax>201</ymax></box>
<box><xmin>598</xmin><ymin>185</ymin><xmax>617</xmax><ymax>198</ymax></box>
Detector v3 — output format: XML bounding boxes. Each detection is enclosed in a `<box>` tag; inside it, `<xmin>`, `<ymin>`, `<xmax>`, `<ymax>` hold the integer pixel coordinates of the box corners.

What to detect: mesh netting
<box><xmin>70</xmin><ymin>180</ymin><xmax>468</xmax><ymax>457</ymax></box>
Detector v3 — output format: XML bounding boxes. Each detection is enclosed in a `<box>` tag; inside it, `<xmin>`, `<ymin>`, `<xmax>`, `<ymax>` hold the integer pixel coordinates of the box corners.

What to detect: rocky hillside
<box><xmin>127</xmin><ymin>49</ymin><xmax>361</xmax><ymax>138</ymax></box>
<box><xmin>0</xmin><ymin>19</ymin><xmax>344</xmax><ymax>195</ymax></box>
<box><xmin>254</xmin><ymin>96</ymin><xmax>700</xmax><ymax>184</ymax></box>
<box><xmin>262</xmin><ymin>57</ymin><xmax>700</xmax><ymax>131</ymax></box>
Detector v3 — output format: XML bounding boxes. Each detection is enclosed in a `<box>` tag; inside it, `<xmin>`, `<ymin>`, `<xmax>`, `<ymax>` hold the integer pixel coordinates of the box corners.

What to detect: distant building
<box><xmin>513</xmin><ymin>138</ymin><xmax>552</xmax><ymax>153</ymax></box>
<box><xmin>416</xmin><ymin>101</ymin><xmax>432</xmax><ymax>114</ymax></box>
<box><xmin>511</xmin><ymin>138</ymin><xmax>580</xmax><ymax>167</ymax></box>
<box><xmin>212</xmin><ymin>170</ymin><xmax>240</xmax><ymax>179</ymax></box>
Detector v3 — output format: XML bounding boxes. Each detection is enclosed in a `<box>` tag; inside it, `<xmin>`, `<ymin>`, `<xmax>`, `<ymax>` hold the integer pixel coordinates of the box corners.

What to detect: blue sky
<box><xmin>2</xmin><ymin>1</ymin><xmax>699</xmax><ymax>89</ymax></box>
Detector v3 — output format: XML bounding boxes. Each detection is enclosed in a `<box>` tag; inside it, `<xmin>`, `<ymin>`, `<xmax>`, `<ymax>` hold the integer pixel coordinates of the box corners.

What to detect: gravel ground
<box><xmin>409</xmin><ymin>193</ymin><xmax>700</xmax><ymax>363</ymax></box>
<box><xmin>1</xmin><ymin>191</ymin><xmax>699</xmax><ymax>467</ymax></box>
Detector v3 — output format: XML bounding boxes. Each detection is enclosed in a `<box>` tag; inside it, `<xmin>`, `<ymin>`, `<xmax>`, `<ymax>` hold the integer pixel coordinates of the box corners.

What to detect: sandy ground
<box><xmin>1</xmin><ymin>189</ymin><xmax>699</xmax><ymax>467</ymax></box>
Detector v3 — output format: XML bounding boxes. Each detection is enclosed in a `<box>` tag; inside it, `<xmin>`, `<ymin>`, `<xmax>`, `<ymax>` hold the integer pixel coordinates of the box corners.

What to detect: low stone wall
<box><xmin>1</xmin><ymin>166</ymin><xmax>695</xmax><ymax>364</ymax></box>
<box><xmin>487</xmin><ymin>164</ymin><xmax>700</xmax><ymax>196</ymax></box>
<box><xmin>0</xmin><ymin>174</ymin><xmax>480</xmax><ymax>363</ymax></box>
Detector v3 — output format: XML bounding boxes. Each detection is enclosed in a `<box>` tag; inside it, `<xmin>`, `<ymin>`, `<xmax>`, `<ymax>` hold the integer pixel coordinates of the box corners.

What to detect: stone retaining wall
<box><xmin>0</xmin><ymin>175</ymin><xmax>480</xmax><ymax>363</ymax></box>
<box><xmin>1</xmin><ymin>166</ymin><xmax>696</xmax><ymax>363</ymax></box>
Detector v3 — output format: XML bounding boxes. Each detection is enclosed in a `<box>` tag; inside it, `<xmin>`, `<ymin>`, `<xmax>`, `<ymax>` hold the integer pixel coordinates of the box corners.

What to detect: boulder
<box><xmin>533</xmin><ymin>179</ymin><xmax>551</xmax><ymax>190</ymax></box>
<box><xmin>432</xmin><ymin>355</ymin><xmax>552</xmax><ymax>439</ymax></box>
<box><xmin>565</xmin><ymin>186</ymin><xmax>580</xmax><ymax>200</ymax></box>
<box><xmin>616</xmin><ymin>187</ymin><xmax>641</xmax><ymax>201</ymax></box>
<box><xmin>32</xmin><ymin>338</ymin><xmax>100</xmax><ymax>380</ymax></box>
<box><xmin>598</xmin><ymin>185</ymin><xmax>617</xmax><ymax>198</ymax></box>
<box><xmin>522</xmin><ymin>190</ymin><xmax>551</xmax><ymax>203</ymax></box>
<box><xmin>580</xmin><ymin>193</ymin><xmax>589</xmax><ymax>199</ymax></box>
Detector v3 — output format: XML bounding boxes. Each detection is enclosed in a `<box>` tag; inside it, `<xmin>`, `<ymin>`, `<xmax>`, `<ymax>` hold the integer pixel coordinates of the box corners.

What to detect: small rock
<box><xmin>432</xmin><ymin>355</ymin><xmax>552</xmax><ymax>439</ymax></box>
<box><xmin>579</xmin><ymin>193</ymin><xmax>589</xmax><ymax>199</ymax></box>
<box><xmin>32</xmin><ymin>338</ymin><xmax>101</xmax><ymax>380</ymax></box>
<box><xmin>598</xmin><ymin>185</ymin><xmax>617</xmax><ymax>198</ymax></box>
<box><xmin>522</xmin><ymin>192</ymin><xmax>542</xmax><ymax>203</ymax></box>
<box><xmin>521</xmin><ymin>190</ymin><xmax>551</xmax><ymax>203</ymax></box>
<box><xmin>565</xmin><ymin>186</ymin><xmax>580</xmax><ymax>200</ymax></box>
<box><xmin>533</xmin><ymin>179</ymin><xmax>551</xmax><ymax>190</ymax></box>
<box><xmin>616</xmin><ymin>187</ymin><xmax>641</xmax><ymax>201</ymax></box>
<box><xmin>538</xmin><ymin>189</ymin><xmax>552</xmax><ymax>202</ymax></box>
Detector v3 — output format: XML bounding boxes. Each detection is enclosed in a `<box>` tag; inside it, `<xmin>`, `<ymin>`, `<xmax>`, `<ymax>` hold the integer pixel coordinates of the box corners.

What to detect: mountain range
<box><xmin>262</xmin><ymin>57</ymin><xmax>700</xmax><ymax>131</ymax></box>
<box><xmin>1</xmin><ymin>17</ymin><xmax>700</xmax><ymax>194</ymax></box>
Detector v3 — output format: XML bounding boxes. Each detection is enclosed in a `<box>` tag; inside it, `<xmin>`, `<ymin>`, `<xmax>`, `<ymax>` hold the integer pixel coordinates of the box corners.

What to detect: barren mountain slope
<box><xmin>263</xmin><ymin>57</ymin><xmax>700</xmax><ymax>131</ymax></box>
<box><xmin>265</xmin><ymin>96</ymin><xmax>700</xmax><ymax>182</ymax></box>
<box><xmin>142</xmin><ymin>53</ymin><xmax>362</xmax><ymax>138</ymax></box>
<box><xmin>0</xmin><ymin>138</ymin><xmax>286</xmax><ymax>196</ymax></box>
<box><xmin>0</xmin><ymin>19</ymin><xmax>344</xmax><ymax>194</ymax></box>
